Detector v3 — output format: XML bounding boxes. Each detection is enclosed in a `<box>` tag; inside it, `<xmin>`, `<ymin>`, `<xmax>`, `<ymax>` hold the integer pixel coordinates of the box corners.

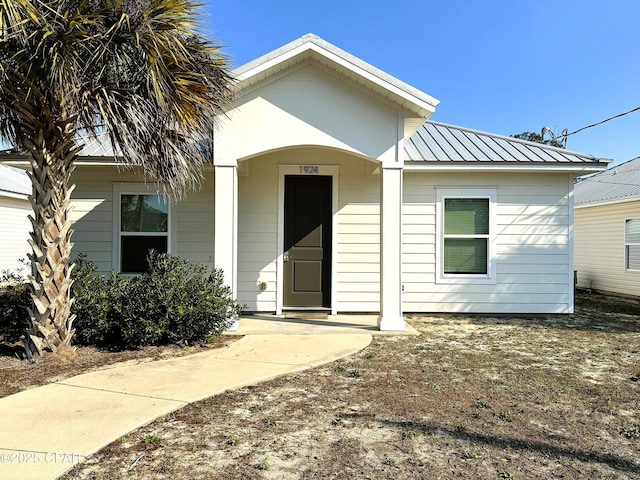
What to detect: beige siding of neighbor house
<box><xmin>402</xmin><ymin>172</ymin><xmax>574</xmax><ymax>313</ymax></box>
<box><xmin>574</xmin><ymin>200</ymin><xmax>640</xmax><ymax>297</ymax></box>
<box><xmin>0</xmin><ymin>195</ymin><xmax>31</xmax><ymax>274</ymax></box>
<box><xmin>71</xmin><ymin>166</ymin><xmax>214</xmax><ymax>274</ymax></box>
<box><xmin>236</xmin><ymin>148</ymin><xmax>380</xmax><ymax>312</ymax></box>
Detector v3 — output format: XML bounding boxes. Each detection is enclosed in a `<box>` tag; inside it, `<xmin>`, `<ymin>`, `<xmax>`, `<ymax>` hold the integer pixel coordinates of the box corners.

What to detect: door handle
<box><xmin>283</xmin><ymin>251</ymin><xmax>290</xmax><ymax>262</ymax></box>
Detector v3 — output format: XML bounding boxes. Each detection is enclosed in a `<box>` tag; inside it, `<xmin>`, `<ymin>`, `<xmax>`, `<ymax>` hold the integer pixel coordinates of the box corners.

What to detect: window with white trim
<box><xmin>437</xmin><ymin>189</ymin><xmax>496</xmax><ymax>283</ymax></box>
<box><xmin>625</xmin><ymin>218</ymin><xmax>640</xmax><ymax>271</ymax></box>
<box><xmin>114</xmin><ymin>185</ymin><xmax>171</xmax><ymax>273</ymax></box>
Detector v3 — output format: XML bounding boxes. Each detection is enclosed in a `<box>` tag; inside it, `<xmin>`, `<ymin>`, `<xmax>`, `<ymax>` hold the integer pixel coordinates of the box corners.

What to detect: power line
<box><xmin>564</xmin><ymin>106</ymin><xmax>640</xmax><ymax>137</ymax></box>
<box><xmin>542</xmin><ymin>105</ymin><xmax>640</xmax><ymax>147</ymax></box>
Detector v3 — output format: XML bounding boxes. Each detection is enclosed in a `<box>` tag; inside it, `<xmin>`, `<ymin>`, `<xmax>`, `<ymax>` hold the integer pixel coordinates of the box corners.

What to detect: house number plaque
<box><xmin>299</xmin><ymin>165</ymin><xmax>319</xmax><ymax>175</ymax></box>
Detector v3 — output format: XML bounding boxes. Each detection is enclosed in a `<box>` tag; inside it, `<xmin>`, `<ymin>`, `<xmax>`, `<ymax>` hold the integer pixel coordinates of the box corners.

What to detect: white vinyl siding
<box><xmin>70</xmin><ymin>167</ymin><xmax>214</xmax><ymax>274</ymax></box>
<box><xmin>70</xmin><ymin>165</ymin><xmax>579</xmax><ymax>314</ymax></box>
<box><xmin>575</xmin><ymin>200</ymin><xmax>640</xmax><ymax>297</ymax></box>
<box><xmin>237</xmin><ymin>160</ymin><xmax>278</xmax><ymax>311</ymax></box>
<box><xmin>175</xmin><ymin>176</ymin><xmax>214</xmax><ymax>265</ymax></box>
<box><xmin>335</xmin><ymin>160</ymin><xmax>380</xmax><ymax>312</ymax></box>
<box><xmin>0</xmin><ymin>195</ymin><xmax>31</xmax><ymax>275</ymax></box>
<box><xmin>403</xmin><ymin>172</ymin><xmax>574</xmax><ymax>313</ymax></box>
<box><xmin>68</xmin><ymin>169</ymin><xmax>114</xmax><ymax>272</ymax></box>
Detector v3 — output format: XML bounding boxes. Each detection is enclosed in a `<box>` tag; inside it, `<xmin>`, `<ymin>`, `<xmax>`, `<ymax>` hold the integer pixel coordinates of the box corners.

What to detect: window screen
<box><xmin>444</xmin><ymin>198</ymin><xmax>489</xmax><ymax>274</ymax></box>
<box><xmin>626</xmin><ymin>219</ymin><xmax>640</xmax><ymax>270</ymax></box>
<box><xmin>120</xmin><ymin>194</ymin><xmax>168</xmax><ymax>273</ymax></box>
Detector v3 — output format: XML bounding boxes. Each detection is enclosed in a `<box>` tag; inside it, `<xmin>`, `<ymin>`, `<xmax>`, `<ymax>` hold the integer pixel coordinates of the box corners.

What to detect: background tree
<box><xmin>0</xmin><ymin>0</ymin><xmax>233</xmax><ymax>356</ymax></box>
<box><xmin>511</xmin><ymin>130</ymin><xmax>565</xmax><ymax>148</ymax></box>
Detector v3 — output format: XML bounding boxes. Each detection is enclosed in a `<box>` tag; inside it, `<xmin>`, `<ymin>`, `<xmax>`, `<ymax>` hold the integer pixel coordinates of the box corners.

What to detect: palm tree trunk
<box><xmin>22</xmin><ymin>121</ymin><xmax>79</xmax><ymax>357</ymax></box>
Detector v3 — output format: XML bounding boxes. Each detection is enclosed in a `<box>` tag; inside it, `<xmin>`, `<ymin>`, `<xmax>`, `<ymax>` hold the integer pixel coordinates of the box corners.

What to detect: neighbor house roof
<box><xmin>405</xmin><ymin>121</ymin><xmax>610</xmax><ymax>172</ymax></box>
<box><xmin>574</xmin><ymin>156</ymin><xmax>640</xmax><ymax>207</ymax></box>
<box><xmin>232</xmin><ymin>33</ymin><xmax>440</xmax><ymax>119</ymax></box>
<box><xmin>0</xmin><ymin>164</ymin><xmax>30</xmax><ymax>198</ymax></box>
<box><xmin>0</xmin><ymin>132</ymin><xmax>119</xmax><ymax>166</ymax></box>
<box><xmin>78</xmin><ymin>133</ymin><xmax>118</xmax><ymax>157</ymax></box>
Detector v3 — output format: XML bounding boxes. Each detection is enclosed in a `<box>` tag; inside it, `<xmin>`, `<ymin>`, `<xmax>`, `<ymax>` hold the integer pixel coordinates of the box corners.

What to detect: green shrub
<box><xmin>0</xmin><ymin>275</ymin><xmax>30</xmax><ymax>343</ymax></box>
<box><xmin>71</xmin><ymin>256</ymin><xmax>114</xmax><ymax>345</ymax></box>
<box><xmin>72</xmin><ymin>252</ymin><xmax>243</xmax><ymax>349</ymax></box>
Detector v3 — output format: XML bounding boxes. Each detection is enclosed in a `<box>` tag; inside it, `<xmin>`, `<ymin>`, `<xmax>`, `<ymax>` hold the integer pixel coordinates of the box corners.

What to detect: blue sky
<box><xmin>204</xmin><ymin>0</ymin><xmax>640</xmax><ymax>167</ymax></box>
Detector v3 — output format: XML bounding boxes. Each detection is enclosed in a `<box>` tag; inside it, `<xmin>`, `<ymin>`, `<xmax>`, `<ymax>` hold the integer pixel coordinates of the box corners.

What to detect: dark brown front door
<box><xmin>283</xmin><ymin>175</ymin><xmax>332</xmax><ymax>308</ymax></box>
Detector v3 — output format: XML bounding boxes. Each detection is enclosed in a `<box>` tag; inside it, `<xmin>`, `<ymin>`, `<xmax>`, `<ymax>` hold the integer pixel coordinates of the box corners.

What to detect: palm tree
<box><xmin>0</xmin><ymin>0</ymin><xmax>233</xmax><ymax>356</ymax></box>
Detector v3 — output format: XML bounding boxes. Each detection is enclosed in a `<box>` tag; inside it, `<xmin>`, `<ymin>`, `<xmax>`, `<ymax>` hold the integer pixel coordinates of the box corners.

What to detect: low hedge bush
<box><xmin>0</xmin><ymin>268</ymin><xmax>30</xmax><ymax>343</ymax></box>
<box><xmin>72</xmin><ymin>252</ymin><xmax>243</xmax><ymax>349</ymax></box>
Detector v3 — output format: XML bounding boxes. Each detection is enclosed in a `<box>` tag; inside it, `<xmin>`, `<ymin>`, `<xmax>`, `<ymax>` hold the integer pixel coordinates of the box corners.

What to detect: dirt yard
<box><xmin>3</xmin><ymin>292</ymin><xmax>640</xmax><ymax>479</ymax></box>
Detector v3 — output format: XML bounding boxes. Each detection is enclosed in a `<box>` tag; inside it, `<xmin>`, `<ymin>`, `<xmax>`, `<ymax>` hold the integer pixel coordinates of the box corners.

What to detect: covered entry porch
<box><xmin>210</xmin><ymin>34</ymin><xmax>439</xmax><ymax>331</ymax></box>
<box><xmin>213</xmin><ymin>147</ymin><xmax>407</xmax><ymax>331</ymax></box>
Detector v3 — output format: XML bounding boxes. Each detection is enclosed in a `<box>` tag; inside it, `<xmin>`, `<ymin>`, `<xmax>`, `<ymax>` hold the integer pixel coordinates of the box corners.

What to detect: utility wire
<box><xmin>561</xmin><ymin>106</ymin><xmax>640</xmax><ymax>140</ymax></box>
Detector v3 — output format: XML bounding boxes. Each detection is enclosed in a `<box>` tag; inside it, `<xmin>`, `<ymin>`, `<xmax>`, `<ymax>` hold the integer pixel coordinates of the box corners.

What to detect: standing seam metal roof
<box><xmin>406</xmin><ymin>121</ymin><xmax>608</xmax><ymax>164</ymax></box>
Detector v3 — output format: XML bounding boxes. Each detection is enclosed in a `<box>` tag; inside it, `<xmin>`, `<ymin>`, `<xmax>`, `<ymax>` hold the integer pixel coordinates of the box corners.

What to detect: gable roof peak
<box><xmin>232</xmin><ymin>34</ymin><xmax>439</xmax><ymax>118</ymax></box>
<box><xmin>300</xmin><ymin>32</ymin><xmax>321</xmax><ymax>41</ymax></box>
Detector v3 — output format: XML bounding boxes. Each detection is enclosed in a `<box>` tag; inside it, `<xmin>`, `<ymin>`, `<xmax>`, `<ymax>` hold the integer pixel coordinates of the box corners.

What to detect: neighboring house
<box><xmin>0</xmin><ymin>164</ymin><xmax>31</xmax><ymax>276</ymax></box>
<box><xmin>0</xmin><ymin>34</ymin><xmax>610</xmax><ymax>329</ymax></box>
<box><xmin>574</xmin><ymin>157</ymin><xmax>640</xmax><ymax>297</ymax></box>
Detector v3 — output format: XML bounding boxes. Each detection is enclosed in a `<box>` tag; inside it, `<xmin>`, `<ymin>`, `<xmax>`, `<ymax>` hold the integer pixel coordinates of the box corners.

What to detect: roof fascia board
<box><xmin>0</xmin><ymin>190</ymin><xmax>29</xmax><ymax>200</ymax></box>
<box><xmin>403</xmin><ymin>162</ymin><xmax>610</xmax><ymax>173</ymax></box>
<box><xmin>234</xmin><ymin>42</ymin><xmax>309</xmax><ymax>82</ymax></box>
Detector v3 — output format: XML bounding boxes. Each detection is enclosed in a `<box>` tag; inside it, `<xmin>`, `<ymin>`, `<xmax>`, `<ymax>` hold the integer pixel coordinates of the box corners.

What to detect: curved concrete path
<box><xmin>0</xmin><ymin>332</ymin><xmax>372</xmax><ymax>480</ymax></box>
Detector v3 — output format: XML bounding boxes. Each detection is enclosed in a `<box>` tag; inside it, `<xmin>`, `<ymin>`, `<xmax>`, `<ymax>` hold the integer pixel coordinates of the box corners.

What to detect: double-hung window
<box><xmin>113</xmin><ymin>185</ymin><xmax>171</xmax><ymax>273</ymax></box>
<box><xmin>437</xmin><ymin>188</ymin><xmax>496</xmax><ymax>283</ymax></box>
<box><xmin>625</xmin><ymin>218</ymin><xmax>640</xmax><ymax>271</ymax></box>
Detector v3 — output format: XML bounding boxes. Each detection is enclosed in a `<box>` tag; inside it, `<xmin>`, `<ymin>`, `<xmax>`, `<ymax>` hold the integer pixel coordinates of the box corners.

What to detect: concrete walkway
<box><xmin>0</xmin><ymin>317</ymin><xmax>377</xmax><ymax>480</ymax></box>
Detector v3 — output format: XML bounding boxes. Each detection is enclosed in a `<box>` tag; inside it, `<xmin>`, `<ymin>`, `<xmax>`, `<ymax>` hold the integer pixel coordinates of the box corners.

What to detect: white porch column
<box><xmin>214</xmin><ymin>164</ymin><xmax>239</xmax><ymax>330</ymax></box>
<box><xmin>379</xmin><ymin>166</ymin><xmax>405</xmax><ymax>330</ymax></box>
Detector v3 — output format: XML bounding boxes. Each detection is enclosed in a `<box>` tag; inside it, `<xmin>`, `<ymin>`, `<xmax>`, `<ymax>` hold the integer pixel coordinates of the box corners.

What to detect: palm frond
<box><xmin>0</xmin><ymin>0</ymin><xmax>233</xmax><ymax>196</ymax></box>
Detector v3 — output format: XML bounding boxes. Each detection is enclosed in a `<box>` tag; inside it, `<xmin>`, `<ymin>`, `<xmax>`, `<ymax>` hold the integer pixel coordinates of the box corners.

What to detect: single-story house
<box><xmin>574</xmin><ymin>157</ymin><xmax>640</xmax><ymax>297</ymax></box>
<box><xmin>0</xmin><ymin>164</ymin><xmax>31</xmax><ymax>276</ymax></box>
<box><xmin>1</xmin><ymin>34</ymin><xmax>610</xmax><ymax>329</ymax></box>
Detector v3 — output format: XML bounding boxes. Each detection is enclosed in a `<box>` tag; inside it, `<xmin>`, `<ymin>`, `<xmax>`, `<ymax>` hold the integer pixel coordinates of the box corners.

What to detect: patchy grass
<box><xmin>33</xmin><ymin>293</ymin><xmax>640</xmax><ymax>478</ymax></box>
